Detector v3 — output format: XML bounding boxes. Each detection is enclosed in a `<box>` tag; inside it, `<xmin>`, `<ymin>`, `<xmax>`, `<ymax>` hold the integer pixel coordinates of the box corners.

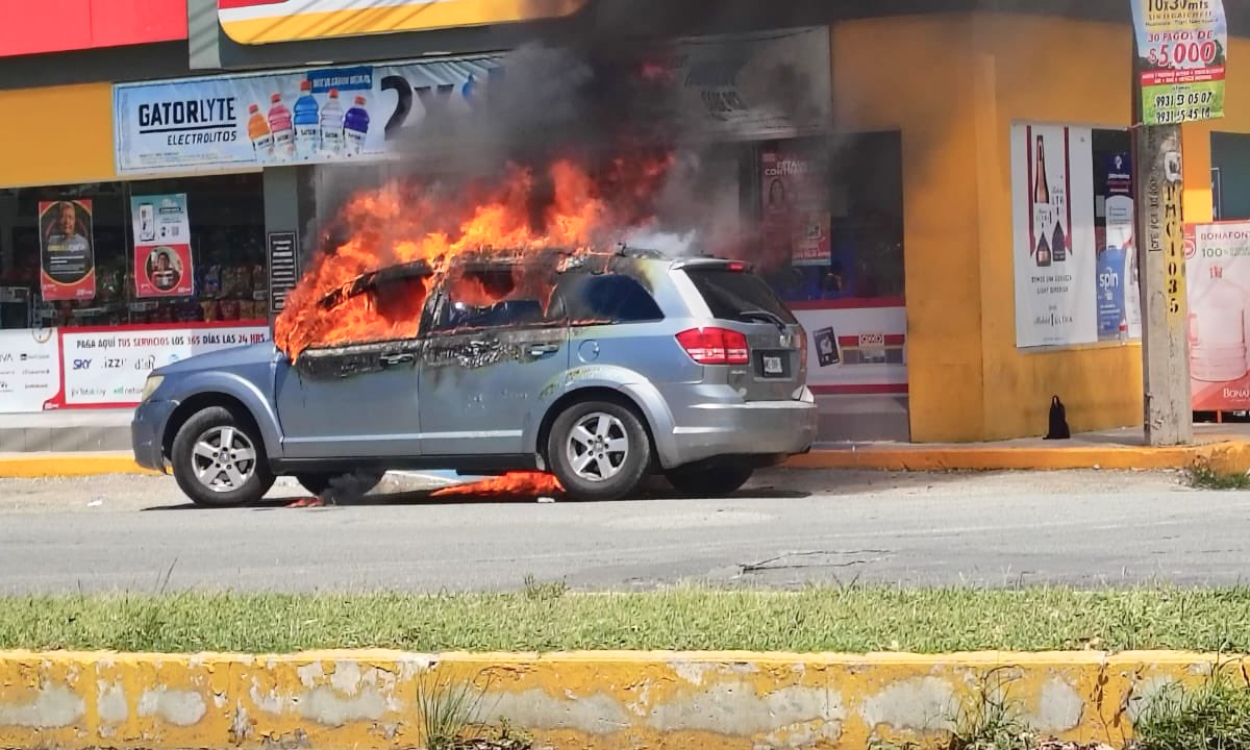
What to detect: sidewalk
<box><xmin>0</xmin><ymin>408</ymin><xmax>132</xmax><ymax>452</ymax></box>
<box><xmin>1</xmin><ymin>424</ymin><xmax>1246</xmax><ymax>477</ymax></box>
<box><xmin>788</xmin><ymin>423</ymin><xmax>1250</xmax><ymax>473</ymax></box>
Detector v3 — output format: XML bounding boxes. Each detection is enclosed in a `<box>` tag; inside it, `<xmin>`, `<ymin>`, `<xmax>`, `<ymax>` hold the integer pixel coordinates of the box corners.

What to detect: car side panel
<box><xmin>521</xmin><ymin>367</ymin><xmax>681</xmax><ymax>470</ymax></box>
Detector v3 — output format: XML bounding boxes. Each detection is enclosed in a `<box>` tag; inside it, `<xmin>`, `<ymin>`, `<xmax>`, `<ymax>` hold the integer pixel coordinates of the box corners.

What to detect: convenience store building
<box><xmin>0</xmin><ymin>0</ymin><xmax>1243</xmax><ymax>444</ymax></box>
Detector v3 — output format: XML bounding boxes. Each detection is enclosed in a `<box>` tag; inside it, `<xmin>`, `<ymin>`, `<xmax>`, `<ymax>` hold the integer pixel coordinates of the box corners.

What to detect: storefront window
<box><xmin>753</xmin><ymin>132</ymin><xmax>905</xmax><ymax>305</ymax></box>
<box><xmin>0</xmin><ymin>173</ymin><xmax>268</xmax><ymax>330</ymax></box>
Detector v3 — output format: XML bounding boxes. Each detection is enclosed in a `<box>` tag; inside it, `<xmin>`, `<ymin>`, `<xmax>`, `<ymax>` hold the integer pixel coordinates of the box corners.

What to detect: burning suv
<box><xmin>130</xmin><ymin>247</ymin><xmax>818</xmax><ymax>506</ymax></box>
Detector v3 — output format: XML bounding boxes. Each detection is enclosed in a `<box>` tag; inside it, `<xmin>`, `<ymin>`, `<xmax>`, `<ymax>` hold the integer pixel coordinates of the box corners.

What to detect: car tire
<box><xmin>170</xmin><ymin>406</ymin><xmax>275</xmax><ymax>508</ymax></box>
<box><xmin>295</xmin><ymin>471</ymin><xmax>384</xmax><ymax>499</ymax></box>
<box><xmin>665</xmin><ymin>462</ymin><xmax>755</xmax><ymax>498</ymax></box>
<box><xmin>547</xmin><ymin>399</ymin><xmax>652</xmax><ymax>502</ymax></box>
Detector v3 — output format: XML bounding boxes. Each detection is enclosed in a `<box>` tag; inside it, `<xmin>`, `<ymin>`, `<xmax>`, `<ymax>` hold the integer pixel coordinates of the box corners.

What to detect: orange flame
<box><xmin>431</xmin><ymin>472</ymin><xmax>564</xmax><ymax>500</ymax></box>
<box><xmin>274</xmin><ymin>153</ymin><xmax>673</xmax><ymax>361</ymax></box>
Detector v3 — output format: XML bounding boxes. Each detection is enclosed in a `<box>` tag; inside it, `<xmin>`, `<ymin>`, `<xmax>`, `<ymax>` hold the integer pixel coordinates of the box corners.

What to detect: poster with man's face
<box><xmin>39</xmin><ymin>199</ymin><xmax>96</xmax><ymax>302</ymax></box>
<box><xmin>131</xmin><ymin>194</ymin><xmax>194</xmax><ymax>298</ymax></box>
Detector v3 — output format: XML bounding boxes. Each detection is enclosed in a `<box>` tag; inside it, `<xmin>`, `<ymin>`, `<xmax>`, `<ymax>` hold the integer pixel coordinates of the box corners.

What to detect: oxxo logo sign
<box><xmin>73</xmin><ymin>359</ymin><xmax>92</xmax><ymax>371</ymax></box>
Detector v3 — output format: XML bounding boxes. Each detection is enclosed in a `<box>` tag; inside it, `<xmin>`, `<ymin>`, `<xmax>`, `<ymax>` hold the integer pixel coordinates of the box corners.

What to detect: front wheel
<box><xmin>665</xmin><ymin>462</ymin><xmax>754</xmax><ymax>498</ymax></box>
<box><xmin>170</xmin><ymin>406</ymin><xmax>275</xmax><ymax>507</ymax></box>
<box><xmin>547</xmin><ymin>400</ymin><xmax>652</xmax><ymax>502</ymax></box>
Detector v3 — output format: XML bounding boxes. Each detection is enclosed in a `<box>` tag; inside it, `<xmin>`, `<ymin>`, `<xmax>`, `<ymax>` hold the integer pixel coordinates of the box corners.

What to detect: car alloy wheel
<box><xmin>547</xmin><ymin>399</ymin><xmax>652</xmax><ymax>502</ymax></box>
<box><xmin>191</xmin><ymin>425</ymin><xmax>258</xmax><ymax>493</ymax></box>
<box><xmin>171</xmin><ymin>406</ymin><xmax>274</xmax><ymax>507</ymax></box>
<box><xmin>565</xmin><ymin>411</ymin><xmax>629</xmax><ymax>483</ymax></box>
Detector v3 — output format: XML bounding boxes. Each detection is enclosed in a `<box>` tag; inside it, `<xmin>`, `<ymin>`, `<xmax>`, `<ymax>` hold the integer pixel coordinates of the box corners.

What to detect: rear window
<box><xmin>683</xmin><ymin>268</ymin><xmax>798</xmax><ymax>325</ymax></box>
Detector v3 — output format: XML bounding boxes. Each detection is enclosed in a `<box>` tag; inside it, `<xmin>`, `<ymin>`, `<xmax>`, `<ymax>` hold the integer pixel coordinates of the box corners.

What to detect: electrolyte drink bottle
<box><xmin>293</xmin><ymin>80</ymin><xmax>320</xmax><ymax>158</ymax></box>
<box><xmin>344</xmin><ymin>96</ymin><xmax>370</xmax><ymax>155</ymax></box>
<box><xmin>320</xmin><ymin>89</ymin><xmax>344</xmax><ymax>155</ymax></box>
<box><xmin>247</xmin><ymin>104</ymin><xmax>273</xmax><ymax>158</ymax></box>
<box><xmin>268</xmin><ymin>93</ymin><xmax>294</xmax><ymax>157</ymax></box>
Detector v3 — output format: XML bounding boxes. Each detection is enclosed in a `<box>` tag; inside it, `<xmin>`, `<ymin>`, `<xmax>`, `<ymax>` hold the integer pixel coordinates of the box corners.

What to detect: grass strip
<box><xmin>3</xmin><ymin>585</ymin><xmax>1250</xmax><ymax>654</ymax></box>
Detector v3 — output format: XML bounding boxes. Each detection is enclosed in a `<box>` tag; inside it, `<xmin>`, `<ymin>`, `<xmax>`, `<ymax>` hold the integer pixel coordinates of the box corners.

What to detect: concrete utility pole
<box><xmin>1132</xmin><ymin>40</ymin><xmax>1193</xmax><ymax>447</ymax></box>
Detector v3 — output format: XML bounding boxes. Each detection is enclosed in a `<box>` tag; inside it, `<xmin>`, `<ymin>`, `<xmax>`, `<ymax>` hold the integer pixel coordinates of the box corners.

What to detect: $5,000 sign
<box><xmin>1131</xmin><ymin>0</ymin><xmax>1228</xmax><ymax>125</ymax></box>
<box><xmin>61</xmin><ymin>326</ymin><xmax>270</xmax><ymax>406</ymax></box>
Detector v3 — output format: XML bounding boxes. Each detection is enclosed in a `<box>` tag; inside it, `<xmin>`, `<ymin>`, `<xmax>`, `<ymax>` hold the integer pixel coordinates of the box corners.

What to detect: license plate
<box><xmin>763</xmin><ymin>355</ymin><xmax>784</xmax><ymax>375</ymax></box>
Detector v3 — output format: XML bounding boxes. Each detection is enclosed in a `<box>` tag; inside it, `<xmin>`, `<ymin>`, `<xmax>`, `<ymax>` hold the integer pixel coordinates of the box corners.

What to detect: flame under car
<box><xmin>130</xmin><ymin>248</ymin><xmax>818</xmax><ymax>505</ymax></box>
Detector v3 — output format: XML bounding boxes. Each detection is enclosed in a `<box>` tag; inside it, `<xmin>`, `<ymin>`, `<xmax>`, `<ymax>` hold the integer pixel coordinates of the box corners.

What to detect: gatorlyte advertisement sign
<box><xmin>217</xmin><ymin>0</ymin><xmax>587</xmax><ymax>45</ymax></box>
<box><xmin>112</xmin><ymin>57</ymin><xmax>501</xmax><ymax>176</ymax></box>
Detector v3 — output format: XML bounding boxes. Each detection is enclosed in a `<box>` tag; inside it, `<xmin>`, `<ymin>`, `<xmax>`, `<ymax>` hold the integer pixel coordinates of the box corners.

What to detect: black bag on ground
<box><xmin>1044</xmin><ymin>395</ymin><xmax>1071</xmax><ymax>440</ymax></box>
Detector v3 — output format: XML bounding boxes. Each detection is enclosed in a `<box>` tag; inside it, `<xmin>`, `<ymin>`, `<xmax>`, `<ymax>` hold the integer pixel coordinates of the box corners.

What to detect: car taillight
<box><xmin>676</xmin><ymin>327</ymin><xmax>749</xmax><ymax>365</ymax></box>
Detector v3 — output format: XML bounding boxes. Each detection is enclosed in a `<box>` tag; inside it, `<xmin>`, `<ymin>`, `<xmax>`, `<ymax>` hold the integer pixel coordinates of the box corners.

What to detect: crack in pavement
<box><xmin>740</xmin><ymin>549</ymin><xmax>893</xmax><ymax>574</ymax></box>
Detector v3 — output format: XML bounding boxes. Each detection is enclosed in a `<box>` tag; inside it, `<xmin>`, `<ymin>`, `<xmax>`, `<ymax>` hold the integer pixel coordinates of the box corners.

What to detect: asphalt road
<box><xmin>1</xmin><ymin>468</ymin><xmax>1247</xmax><ymax>594</ymax></box>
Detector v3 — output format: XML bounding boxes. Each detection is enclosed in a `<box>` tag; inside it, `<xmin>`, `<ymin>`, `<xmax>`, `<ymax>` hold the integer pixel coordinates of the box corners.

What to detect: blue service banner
<box><xmin>112</xmin><ymin>56</ymin><xmax>503</xmax><ymax>176</ymax></box>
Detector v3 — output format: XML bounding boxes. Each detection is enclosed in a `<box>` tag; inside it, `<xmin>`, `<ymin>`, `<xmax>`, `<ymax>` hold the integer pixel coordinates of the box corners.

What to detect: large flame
<box><xmin>431</xmin><ymin>471</ymin><xmax>564</xmax><ymax>501</ymax></box>
<box><xmin>274</xmin><ymin>153</ymin><xmax>673</xmax><ymax>360</ymax></box>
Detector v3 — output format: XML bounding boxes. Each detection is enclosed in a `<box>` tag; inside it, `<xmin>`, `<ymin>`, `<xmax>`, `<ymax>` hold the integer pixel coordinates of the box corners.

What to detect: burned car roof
<box><xmin>315</xmin><ymin>245</ymin><xmax>697</xmax><ymax>312</ymax></box>
<box><xmin>319</xmin><ymin>259</ymin><xmax>436</xmax><ymax>310</ymax></box>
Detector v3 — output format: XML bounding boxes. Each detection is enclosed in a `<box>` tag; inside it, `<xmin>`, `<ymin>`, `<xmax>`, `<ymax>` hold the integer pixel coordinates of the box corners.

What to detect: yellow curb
<box><xmin>0</xmin><ymin>649</ymin><xmax>1239</xmax><ymax>750</ymax></box>
<box><xmin>0</xmin><ymin>455</ymin><xmax>159</xmax><ymax>478</ymax></box>
<box><xmin>5</xmin><ymin>439</ymin><xmax>1249</xmax><ymax>479</ymax></box>
<box><xmin>784</xmin><ymin>437</ymin><xmax>1250</xmax><ymax>472</ymax></box>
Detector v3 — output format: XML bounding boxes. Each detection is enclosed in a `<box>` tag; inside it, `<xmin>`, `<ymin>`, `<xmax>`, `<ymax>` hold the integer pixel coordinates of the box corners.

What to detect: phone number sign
<box><xmin>1132</xmin><ymin>0</ymin><xmax>1228</xmax><ymax>126</ymax></box>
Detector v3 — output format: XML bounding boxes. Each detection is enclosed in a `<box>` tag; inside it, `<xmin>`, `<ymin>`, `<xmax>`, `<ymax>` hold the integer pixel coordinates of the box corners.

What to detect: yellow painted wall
<box><xmin>832</xmin><ymin>16</ymin><xmax>988</xmax><ymax>442</ymax></box>
<box><xmin>0</xmin><ymin>83</ymin><xmax>117</xmax><ymax>188</ymax></box>
<box><xmin>973</xmin><ymin>14</ymin><xmax>1143</xmax><ymax>441</ymax></box>
<box><xmin>833</xmin><ymin>13</ymin><xmax>1237</xmax><ymax>442</ymax></box>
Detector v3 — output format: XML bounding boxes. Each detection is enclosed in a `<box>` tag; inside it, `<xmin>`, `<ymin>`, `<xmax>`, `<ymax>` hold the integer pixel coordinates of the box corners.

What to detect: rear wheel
<box><xmin>547</xmin><ymin>400</ymin><xmax>651</xmax><ymax>502</ymax></box>
<box><xmin>665</xmin><ymin>462</ymin><xmax>755</xmax><ymax>498</ymax></box>
<box><xmin>295</xmin><ymin>470</ymin><xmax>384</xmax><ymax>499</ymax></box>
<box><xmin>170</xmin><ymin>406</ymin><xmax>274</xmax><ymax>507</ymax></box>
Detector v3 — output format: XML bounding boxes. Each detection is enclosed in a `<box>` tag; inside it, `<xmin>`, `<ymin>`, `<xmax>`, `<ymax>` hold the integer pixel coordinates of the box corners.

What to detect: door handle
<box><xmin>528</xmin><ymin>343</ymin><xmax>560</xmax><ymax>356</ymax></box>
<box><xmin>380</xmin><ymin>353</ymin><xmax>415</xmax><ymax>367</ymax></box>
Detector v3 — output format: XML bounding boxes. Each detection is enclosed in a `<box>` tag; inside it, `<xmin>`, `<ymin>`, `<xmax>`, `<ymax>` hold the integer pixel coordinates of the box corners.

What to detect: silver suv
<box><xmin>131</xmin><ymin>248</ymin><xmax>818</xmax><ymax>505</ymax></box>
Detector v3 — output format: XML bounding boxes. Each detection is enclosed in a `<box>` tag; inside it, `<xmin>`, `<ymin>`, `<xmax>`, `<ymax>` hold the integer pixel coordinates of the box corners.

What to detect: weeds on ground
<box><xmin>1184</xmin><ymin>460</ymin><xmax>1250</xmax><ymax>490</ymax></box>
<box><xmin>945</xmin><ymin>670</ymin><xmax>1037</xmax><ymax>750</ymax></box>
<box><xmin>521</xmin><ymin>573</ymin><xmax>568</xmax><ymax>602</ymax></box>
<box><xmin>415</xmin><ymin>667</ymin><xmax>530</xmax><ymax>750</ymax></box>
<box><xmin>1130</xmin><ymin>662</ymin><xmax>1250</xmax><ymax>750</ymax></box>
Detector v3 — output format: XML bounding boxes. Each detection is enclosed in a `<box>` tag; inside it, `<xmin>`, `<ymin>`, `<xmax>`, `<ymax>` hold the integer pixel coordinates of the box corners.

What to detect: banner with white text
<box><xmin>61</xmin><ymin>325</ymin><xmax>270</xmax><ymax>406</ymax></box>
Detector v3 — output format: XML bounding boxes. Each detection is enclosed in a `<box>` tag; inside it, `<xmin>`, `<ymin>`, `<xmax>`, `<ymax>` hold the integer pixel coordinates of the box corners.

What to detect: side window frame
<box><xmin>426</xmin><ymin>265</ymin><xmax>566</xmax><ymax>335</ymax></box>
<box><xmin>555</xmin><ymin>272</ymin><xmax>665</xmax><ymax>327</ymax></box>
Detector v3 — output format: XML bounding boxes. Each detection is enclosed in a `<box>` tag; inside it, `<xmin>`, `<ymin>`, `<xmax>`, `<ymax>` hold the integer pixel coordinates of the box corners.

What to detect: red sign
<box><xmin>761</xmin><ymin>147</ymin><xmax>831</xmax><ymax>268</ymax></box>
<box><xmin>135</xmin><ymin>245</ymin><xmax>194</xmax><ymax>299</ymax></box>
<box><xmin>0</xmin><ymin>0</ymin><xmax>186</xmax><ymax>58</ymax></box>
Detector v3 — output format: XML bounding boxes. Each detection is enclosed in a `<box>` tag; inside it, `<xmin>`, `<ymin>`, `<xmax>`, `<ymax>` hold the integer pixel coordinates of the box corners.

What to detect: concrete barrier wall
<box><xmin>0</xmin><ymin>650</ymin><xmax>1233</xmax><ymax>750</ymax></box>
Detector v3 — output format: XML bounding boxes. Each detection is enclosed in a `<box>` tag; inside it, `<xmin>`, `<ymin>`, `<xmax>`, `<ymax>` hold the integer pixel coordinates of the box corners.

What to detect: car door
<box><xmin>418</xmin><ymin>265</ymin><xmax>570</xmax><ymax>457</ymax></box>
<box><xmin>273</xmin><ymin>272</ymin><xmax>431</xmax><ymax>460</ymax></box>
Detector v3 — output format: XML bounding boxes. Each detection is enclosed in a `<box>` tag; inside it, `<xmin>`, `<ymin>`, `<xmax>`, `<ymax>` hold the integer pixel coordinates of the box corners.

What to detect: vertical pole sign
<box><xmin>267</xmin><ymin>230</ymin><xmax>299</xmax><ymax>328</ymax></box>
<box><xmin>1130</xmin><ymin>0</ymin><xmax>1227</xmax><ymax>446</ymax></box>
